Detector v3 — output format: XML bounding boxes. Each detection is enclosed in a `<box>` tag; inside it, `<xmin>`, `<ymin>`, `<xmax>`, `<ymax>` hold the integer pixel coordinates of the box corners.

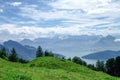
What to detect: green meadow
<box><xmin>0</xmin><ymin>57</ymin><xmax>119</xmax><ymax>80</ymax></box>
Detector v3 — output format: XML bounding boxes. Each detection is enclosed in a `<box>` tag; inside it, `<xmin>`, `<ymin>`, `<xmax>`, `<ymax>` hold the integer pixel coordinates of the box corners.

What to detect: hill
<box><xmin>0</xmin><ymin>57</ymin><xmax>119</xmax><ymax>80</ymax></box>
<box><xmin>82</xmin><ymin>50</ymin><xmax>120</xmax><ymax>60</ymax></box>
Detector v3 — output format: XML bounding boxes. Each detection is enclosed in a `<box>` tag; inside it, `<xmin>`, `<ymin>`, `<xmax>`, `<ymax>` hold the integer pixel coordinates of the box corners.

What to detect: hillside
<box><xmin>0</xmin><ymin>57</ymin><xmax>119</xmax><ymax>80</ymax></box>
<box><xmin>3</xmin><ymin>40</ymin><xmax>36</xmax><ymax>60</ymax></box>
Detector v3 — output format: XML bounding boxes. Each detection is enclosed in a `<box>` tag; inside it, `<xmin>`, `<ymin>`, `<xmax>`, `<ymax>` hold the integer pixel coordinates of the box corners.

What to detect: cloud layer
<box><xmin>0</xmin><ymin>0</ymin><xmax>120</xmax><ymax>41</ymax></box>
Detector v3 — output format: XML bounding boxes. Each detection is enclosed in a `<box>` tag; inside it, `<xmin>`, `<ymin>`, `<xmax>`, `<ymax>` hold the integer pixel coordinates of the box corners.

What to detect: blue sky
<box><xmin>0</xmin><ymin>0</ymin><xmax>120</xmax><ymax>41</ymax></box>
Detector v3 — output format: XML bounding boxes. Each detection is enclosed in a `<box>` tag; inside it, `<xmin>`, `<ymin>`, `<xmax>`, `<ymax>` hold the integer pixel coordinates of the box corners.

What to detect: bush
<box><xmin>45</xmin><ymin>50</ymin><xmax>54</xmax><ymax>57</ymax></box>
<box><xmin>30</xmin><ymin>64</ymin><xmax>35</xmax><ymax>67</ymax></box>
<box><xmin>87</xmin><ymin>64</ymin><xmax>96</xmax><ymax>70</ymax></box>
<box><xmin>72</xmin><ymin>56</ymin><xmax>87</xmax><ymax>66</ymax></box>
<box><xmin>13</xmin><ymin>74</ymin><xmax>32</xmax><ymax>80</ymax></box>
<box><xmin>0</xmin><ymin>48</ymin><xmax>8</xmax><ymax>60</ymax></box>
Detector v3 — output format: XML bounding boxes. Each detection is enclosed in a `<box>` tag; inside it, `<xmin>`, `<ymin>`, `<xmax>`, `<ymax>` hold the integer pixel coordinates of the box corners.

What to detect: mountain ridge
<box><xmin>3</xmin><ymin>40</ymin><xmax>36</xmax><ymax>60</ymax></box>
<box><xmin>0</xmin><ymin>40</ymin><xmax>64</xmax><ymax>60</ymax></box>
<box><xmin>20</xmin><ymin>35</ymin><xmax>120</xmax><ymax>57</ymax></box>
<box><xmin>82</xmin><ymin>50</ymin><xmax>120</xmax><ymax>60</ymax></box>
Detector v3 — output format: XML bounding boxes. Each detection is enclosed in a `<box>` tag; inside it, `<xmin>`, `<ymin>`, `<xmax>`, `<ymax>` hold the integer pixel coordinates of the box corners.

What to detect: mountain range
<box><xmin>0</xmin><ymin>40</ymin><xmax>64</xmax><ymax>60</ymax></box>
<box><xmin>1</xmin><ymin>35</ymin><xmax>120</xmax><ymax>61</ymax></box>
<box><xmin>20</xmin><ymin>35</ymin><xmax>120</xmax><ymax>57</ymax></box>
<box><xmin>2</xmin><ymin>40</ymin><xmax>36</xmax><ymax>60</ymax></box>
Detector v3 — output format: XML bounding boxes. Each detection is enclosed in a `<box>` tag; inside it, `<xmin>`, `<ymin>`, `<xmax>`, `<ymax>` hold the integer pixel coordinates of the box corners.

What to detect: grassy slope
<box><xmin>0</xmin><ymin>57</ymin><xmax>119</xmax><ymax>80</ymax></box>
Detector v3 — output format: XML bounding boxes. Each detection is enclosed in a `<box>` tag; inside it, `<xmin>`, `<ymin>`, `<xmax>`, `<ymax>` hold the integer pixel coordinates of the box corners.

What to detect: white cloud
<box><xmin>49</xmin><ymin>0</ymin><xmax>120</xmax><ymax>15</ymax></box>
<box><xmin>49</xmin><ymin>0</ymin><xmax>96</xmax><ymax>9</ymax></box>
<box><xmin>1</xmin><ymin>24</ymin><xmax>120</xmax><ymax>41</ymax></box>
<box><xmin>0</xmin><ymin>8</ymin><xmax>3</xmax><ymax>12</ymax></box>
<box><xmin>98</xmin><ymin>0</ymin><xmax>111</xmax><ymax>4</ymax></box>
<box><xmin>19</xmin><ymin>5</ymin><xmax>78</xmax><ymax>21</ymax></box>
<box><xmin>19</xmin><ymin>6</ymin><xmax>111</xmax><ymax>32</ymax></box>
<box><xmin>115</xmin><ymin>39</ymin><xmax>120</xmax><ymax>42</ymax></box>
<box><xmin>1</xmin><ymin>0</ymin><xmax>120</xmax><ymax>41</ymax></box>
<box><xmin>18</xmin><ymin>0</ymin><xmax>120</xmax><ymax>22</ymax></box>
<box><xmin>10</xmin><ymin>2</ymin><xmax>22</xmax><ymax>6</ymax></box>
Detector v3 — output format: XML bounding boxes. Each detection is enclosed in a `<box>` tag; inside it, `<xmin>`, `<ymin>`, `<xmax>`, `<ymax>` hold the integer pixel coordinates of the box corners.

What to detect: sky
<box><xmin>0</xmin><ymin>0</ymin><xmax>120</xmax><ymax>41</ymax></box>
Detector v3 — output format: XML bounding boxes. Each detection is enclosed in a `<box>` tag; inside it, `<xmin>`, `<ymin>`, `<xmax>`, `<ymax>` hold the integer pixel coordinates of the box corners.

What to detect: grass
<box><xmin>0</xmin><ymin>57</ymin><xmax>119</xmax><ymax>80</ymax></box>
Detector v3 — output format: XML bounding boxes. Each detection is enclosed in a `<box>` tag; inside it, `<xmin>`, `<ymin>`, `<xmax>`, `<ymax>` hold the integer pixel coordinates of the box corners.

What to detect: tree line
<box><xmin>0</xmin><ymin>46</ymin><xmax>54</xmax><ymax>63</ymax></box>
<box><xmin>84</xmin><ymin>57</ymin><xmax>120</xmax><ymax>77</ymax></box>
<box><xmin>1</xmin><ymin>46</ymin><xmax>120</xmax><ymax>77</ymax></box>
<box><xmin>68</xmin><ymin>56</ymin><xmax>120</xmax><ymax>77</ymax></box>
<box><xmin>36</xmin><ymin>46</ymin><xmax>54</xmax><ymax>57</ymax></box>
<box><xmin>0</xmin><ymin>48</ymin><xmax>28</xmax><ymax>63</ymax></box>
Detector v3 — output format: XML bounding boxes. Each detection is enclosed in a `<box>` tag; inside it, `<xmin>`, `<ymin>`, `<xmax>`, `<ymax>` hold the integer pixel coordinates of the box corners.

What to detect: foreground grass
<box><xmin>0</xmin><ymin>57</ymin><xmax>119</xmax><ymax>80</ymax></box>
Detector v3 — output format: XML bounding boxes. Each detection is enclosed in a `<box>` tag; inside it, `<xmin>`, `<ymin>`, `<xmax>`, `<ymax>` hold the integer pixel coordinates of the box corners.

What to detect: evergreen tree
<box><xmin>45</xmin><ymin>50</ymin><xmax>54</xmax><ymax>57</ymax></box>
<box><xmin>9</xmin><ymin>48</ymin><xmax>18</xmax><ymax>62</ymax></box>
<box><xmin>19</xmin><ymin>58</ymin><xmax>29</xmax><ymax>63</ymax></box>
<box><xmin>72</xmin><ymin>56</ymin><xmax>81</xmax><ymax>64</ymax></box>
<box><xmin>72</xmin><ymin>56</ymin><xmax>86</xmax><ymax>65</ymax></box>
<box><xmin>67</xmin><ymin>57</ymin><xmax>72</xmax><ymax>61</ymax></box>
<box><xmin>96</xmin><ymin>60</ymin><xmax>105</xmax><ymax>72</ymax></box>
<box><xmin>82</xmin><ymin>60</ymin><xmax>87</xmax><ymax>66</ymax></box>
<box><xmin>106</xmin><ymin>58</ymin><xmax>115</xmax><ymax>76</ymax></box>
<box><xmin>114</xmin><ymin>56</ymin><xmax>120</xmax><ymax>76</ymax></box>
<box><xmin>45</xmin><ymin>50</ymin><xmax>49</xmax><ymax>56</ymax></box>
<box><xmin>0</xmin><ymin>48</ymin><xmax>8</xmax><ymax>60</ymax></box>
<box><xmin>87</xmin><ymin>64</ymin><xmax>96</xmax><ymax>70</ymax></box>
<box><xmin>36</xmin><ymin>46</ymin><xmax>43</xmax><ymax>57</ymax></box>
<box><xmin>105</xmin><ymin>56</ymin><xmax>120</xmax><ymax>77</ymax></box>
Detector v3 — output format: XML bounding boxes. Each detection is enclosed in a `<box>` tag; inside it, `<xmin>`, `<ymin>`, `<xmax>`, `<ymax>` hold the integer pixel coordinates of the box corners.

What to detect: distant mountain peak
<box><xmin>21</xmin><ymin>39</ymin><xmax>33</xmax><ymax>43</ymax></box>
<box><xmin>105</xmin><ymin>35</ymin><xmax>115</xmax><ymax>40</ymax></box>
<box><xmin>4</xmin><ymin>40</ymin><xmax>22</xmax><ymax>47</ymax></box>
<box><xmin>5</xmin><ymin>40</ymin><xmax>15</xmax><ymax>43</ymax></box>
<box><xmin>3</xmin><ymin>40</ymin><xmax>36</xmax><ymax>60</ymax></box>
<box><xmin>93</xmin><ymin>35</ymin><xmax>117</xmax><ymax>47</ymax></box>
<box><xmin>100</xmin><ymin>35</ymin><xmax>116</xmax><ymax>42</ymax></box>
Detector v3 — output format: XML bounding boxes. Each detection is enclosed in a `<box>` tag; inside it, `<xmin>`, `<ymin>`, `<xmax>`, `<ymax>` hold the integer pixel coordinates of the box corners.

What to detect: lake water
<box><xmin>82</xmin><ymin>58</ymin><xmax>98</xmax><ymax>65</ymax></box>
<box><xmin>53</xmin><ymin>50</ymin><xmax>106</xmax><ymax>65</ymax></box>
<box><xmin>82</xmin><ymin>58</ymin><xmax>106</xmax><ymax>65</ymax></box>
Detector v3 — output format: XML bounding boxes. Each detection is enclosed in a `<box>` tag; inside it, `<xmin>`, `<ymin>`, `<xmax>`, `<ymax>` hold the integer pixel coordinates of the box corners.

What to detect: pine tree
<box><xmin>114</xmin><ymin>56</ymin><xmax>120</xmax><ymax>76</ymax></box>
<box><xmin>19</xmin><ymin>58</ymin><xmax>29</xmax><ymax>63</ymax></box>
<box><xmin>36</xmin><ymin>46</ymin><xmax>43</xmax><ymax>57</ymax></box>
<box><xmin>67</xmin><ymin>57</ymin><xmax>72</xmax><ymax>61</ymax></box>
<box><xmin>45</xmin><ymin>50</ymin><xmax>54</xmax><ymax>57</ymax></box>
<box><xmin>106</xmin><ymin>58</ymin><xmax>115</xmax><ymax>76</ymax></box>
<box><xmin>0</xmin><ymin>48</ymin><xmax>8</xmax><ymax>60</ymax></box>
<box><xmin>45</xmin><ymin>50</ymin><xmax>49</xmax><ymax>56</ymax></box>
<box><xmin>87</xmin><ymin>64</ymin><xmax>96</xmax><ymax>70</ymax></box>
<box><xmin>9</xmin><ymin>48</ymin><xmax>18</xmax><ymax>62</ymax></box>
<box><xmin>96</xmin><ymin>60</ymin><xmax>105</xmax><ymax>72</ymax></box>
